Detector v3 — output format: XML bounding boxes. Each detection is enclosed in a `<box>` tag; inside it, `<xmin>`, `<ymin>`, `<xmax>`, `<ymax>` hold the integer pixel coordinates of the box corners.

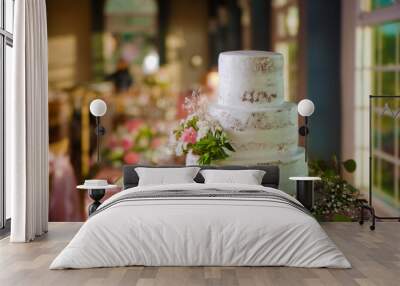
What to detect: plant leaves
<box><xmin>224</xmin><ymin>142</ymin><xmax>235</xmax><ymax>152</ymax></box>
<box><xmin>342</xmin><ymin>159</ymin><xmax>357</xmax><ymax>173</ymax></box>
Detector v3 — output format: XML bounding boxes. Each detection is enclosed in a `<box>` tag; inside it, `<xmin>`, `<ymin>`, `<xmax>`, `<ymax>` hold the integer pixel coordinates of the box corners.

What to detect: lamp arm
<box><xmin>305</xmin><ymin>116</ymin><xmax>308</xmax><ymax>163</ymax></box>
<box><xmin>96</xmin><ymin>117</ymin><xmax>100</xmax><ymax>164</ymax></box>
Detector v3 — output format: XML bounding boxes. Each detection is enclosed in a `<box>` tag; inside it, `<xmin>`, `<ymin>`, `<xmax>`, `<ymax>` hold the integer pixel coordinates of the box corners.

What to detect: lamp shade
<box><xmin>143</xmin><ymin>51</ymin><xmax>159</xmax><ymax>74</ymax></box>
<box><xmin>298</xmin><ymin>99</ymin><xmax>315</xmax><ymax>117</ymax></box>
<box><xmin>90</xmin><ymin>99</ymin><xmax>107</xmax><ymax>117</ymax></box>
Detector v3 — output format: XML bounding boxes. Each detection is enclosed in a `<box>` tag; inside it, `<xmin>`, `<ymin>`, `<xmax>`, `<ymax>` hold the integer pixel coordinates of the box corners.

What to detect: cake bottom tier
<box><xmin>186</xmin><ymin>148</ymin><xmax>308</xmax><ymax>195</ymax></box>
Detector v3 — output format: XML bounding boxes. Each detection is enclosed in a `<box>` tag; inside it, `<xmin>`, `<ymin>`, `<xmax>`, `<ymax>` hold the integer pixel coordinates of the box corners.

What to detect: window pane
<box><xmin>382</xmin><ymin>72</ymin><xmax>396</xmax><ymax>95</ymax></box>
<box><xmin>372</xmin><ymin>0</ymin><xmax>397</xmax><ymax>10</ymax></box>
<box><xmin>381</xmin><ymin>114</ymin><xmax>395</xmax><ymax>155</ymax></box>
<box><xmin>5</xmin><ymin>44</ymin><xmax>13</xmax><ymax>219</ymax></box>
<box><xmin>0</xmin><ymin>39</ymin><xmax>2</xmax><ymax>227</ymax></box>
<box><xmin>5</xmin><ymin>0</ymin><xmax>14</xmax><ymax>33</ymax></box>
<box><xmin>372</xmin><ymin>157</ymin><xmax>379</xmax><ymax>189</ymax></box>
<box><xmin>371</xmin><ymin>71</ymin><xmax>379</xmax><ymax>95</ymax></box>
<box><xmin>0</xmin><ymin>0</ymin><xmax>2</xmax><ymax>29</ymax></box>
<box><xmin>398</xmin><ymin>71</ymin><xmax>400</xmax><ymax>94</ymax></box>
<box><xmin>360</xmin><ymin>0</ymin><xmax>398</xmax><ymax>12</ymax></box>
<box><xmin>381</xmin><ymin>159</ymin><xmax>395</xmax><ymax>196</ymax></box>
<box><xmin>380</xmin><ymin>22</ymin><xmax>397</xmax><ymax>66</ymax></box>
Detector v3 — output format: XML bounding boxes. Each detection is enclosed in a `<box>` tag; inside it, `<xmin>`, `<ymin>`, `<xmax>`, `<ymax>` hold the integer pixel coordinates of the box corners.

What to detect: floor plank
<box><xmin>0</xmin><ymin>222</ymin><xmax>399</xmax><ymax>286</ymax></box>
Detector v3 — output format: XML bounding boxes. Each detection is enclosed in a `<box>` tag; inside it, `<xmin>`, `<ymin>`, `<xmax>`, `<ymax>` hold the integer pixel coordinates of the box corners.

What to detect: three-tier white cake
<box><xmin>209</xmin><ymin>51</ymin><xmax>307</xmax><ymax>194</ymax></box>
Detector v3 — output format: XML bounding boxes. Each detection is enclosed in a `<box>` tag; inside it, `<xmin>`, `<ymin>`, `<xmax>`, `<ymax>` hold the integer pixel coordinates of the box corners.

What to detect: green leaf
<box><xmin>224</xmin><ymin>143</ymin><xmax>235</xmax><ymax>152</ymax></box>
<box><xmin>324</xmin><ymin>169</ymin><xmax>336</xmax><ymax>178</ymax></box>
<box><xmin>182</xmin><ymin>126</ymin><xmax>235</xmax><ymax>164</ymax></box>
<box><xmin>342</xmin><ymin>159</ymin><xmax>357</xmax><ymax>173</ymax></box>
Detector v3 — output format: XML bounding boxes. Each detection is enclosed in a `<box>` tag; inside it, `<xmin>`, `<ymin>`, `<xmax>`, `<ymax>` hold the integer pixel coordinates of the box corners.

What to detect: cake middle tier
<box><xmin>209</xmin><ymin>102</ymin><xmax>300</xmax><ymax>157</ymax></box>
<box><xmin>209</xmin><ymin>102</ymin><xmax>298</xmax><ymax>131</ymax></box>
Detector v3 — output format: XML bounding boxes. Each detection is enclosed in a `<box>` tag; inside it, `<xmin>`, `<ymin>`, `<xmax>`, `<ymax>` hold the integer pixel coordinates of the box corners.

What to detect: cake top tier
<box><xmin>218</xmin><ymin>50</ymin><xmax>284</xmax><ymax>108</ymax></box>
<box><xmin>220</xmin><ymin>50</ymin><xmax>281</xmax><ymax>57</ymax></box>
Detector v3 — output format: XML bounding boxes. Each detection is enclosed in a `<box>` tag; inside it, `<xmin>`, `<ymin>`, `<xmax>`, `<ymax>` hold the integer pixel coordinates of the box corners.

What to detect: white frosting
<box><xmin>209</xmin><ymin>102</ymin><xmax>297</xmax><ymax>131</ymax></box>
<box><xmin>218</xmin><ymin>51</ymin><xmax>284</xmax><ymax>108</ymax></box>
<box><xmin>227</xmin><ymin>129</ymin><xmax>298</xmax><ymax>154</ymax></box>
<box><xmin>210</xmin><ymin>102</ymin><xmax>299</xmax><ymax>158</ymax></box>
<box><xmin>206</xmin><ymin>50</ymin><xmax>307</xmax><ymax>194</ymax></box>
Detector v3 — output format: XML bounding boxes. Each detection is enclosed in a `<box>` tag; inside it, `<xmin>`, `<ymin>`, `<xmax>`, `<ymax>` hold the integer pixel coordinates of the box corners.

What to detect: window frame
<box><xmin>342</xmin><ymin>0</ymin><xmax>400</xmax><ymax>213</ymax></box>
<box><xmin>0</xmin><ymin>0</ymin><xmax>14</xmax><ymax>231</ymax></box>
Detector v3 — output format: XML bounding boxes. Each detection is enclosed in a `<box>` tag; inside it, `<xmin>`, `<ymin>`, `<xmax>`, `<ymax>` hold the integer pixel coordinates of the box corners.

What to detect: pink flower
<box><xmin>126</xmin><ymin>119</ymin><xmax>144</xmax><ymax>132</ymax></box>
<box><xmin>121</xmin><ymin>137</ymin><xmax>134</xmax><ymax>151</ymax></box>
<box><xmin>123</xmin><ymin>152</ymin><xmax>140</xmax><ymax>164</ymax></box>
<box><xmin>151</xmin><ymin>137</ymin><xmax>162</xmax><ymax>149</ymax></box>
<box><xmin>107</xmin><ymin>135</ymin><xmax>118</xmax><ymax>149</ymax></box>
<box><xmin>181</xmin><ymin>127</ymin><xmax>197</xmax><ymax>144</ymax></box>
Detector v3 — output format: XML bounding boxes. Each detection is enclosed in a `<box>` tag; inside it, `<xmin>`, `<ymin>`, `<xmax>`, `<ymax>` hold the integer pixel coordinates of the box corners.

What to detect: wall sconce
<box><xmin>89</xmin><ymin>99</ymin><xmax>107</xmax><ymax>164</ymax></box>
<box><xmin>298</xmin><ymin>99</ymin><xmax>315</xmax><ymax>162</ymax></box>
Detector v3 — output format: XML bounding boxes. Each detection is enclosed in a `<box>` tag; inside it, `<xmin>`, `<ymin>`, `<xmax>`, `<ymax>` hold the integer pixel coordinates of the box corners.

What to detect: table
<box><xmin>289</xmin><ymin>177</ymin><xmax>321</xmax><ymax>210</ymax></box>
<box><xmin>77</xmin><ymin>184</ymin><xmax>118</xmax><ymax>215</ymax></box>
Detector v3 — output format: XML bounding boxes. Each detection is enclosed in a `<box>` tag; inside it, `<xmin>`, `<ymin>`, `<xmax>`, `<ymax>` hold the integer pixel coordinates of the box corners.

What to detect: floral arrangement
<box><xmin>171</xmin><ymin>91</ymin><xmax>235</xmax><ymax>165</ymax></box>
<box><xmin>104</xmin><ymin>119</ymin><xmax>167</xmax><ymax>166</ymax></box>
<box><xmin>309</xmin><ymin>155</ymin><xmax>366</xmax><ymax>221</ymax></box>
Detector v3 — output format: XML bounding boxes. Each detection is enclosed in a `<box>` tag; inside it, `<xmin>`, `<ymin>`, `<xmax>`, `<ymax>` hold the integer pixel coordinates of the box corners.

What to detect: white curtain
<box><xmin>7</xmin><ymin>0</ymin><xmax>49</xmax><ymax>242</ymax></box>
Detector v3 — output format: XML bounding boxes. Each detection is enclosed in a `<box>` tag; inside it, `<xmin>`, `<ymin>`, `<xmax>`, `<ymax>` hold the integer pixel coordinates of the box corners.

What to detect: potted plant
<box><xmin>309</xmin><ymin>155</ymin><xmax>366</xmax><ymax>221</ymax></box>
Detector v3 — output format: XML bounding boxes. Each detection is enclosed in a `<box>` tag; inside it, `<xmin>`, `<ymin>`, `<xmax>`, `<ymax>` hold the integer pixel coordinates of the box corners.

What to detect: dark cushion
<box><xmin>123</xmin><ymin>165</ymin><xmax>279</xmax><ymax>190</ymax></box>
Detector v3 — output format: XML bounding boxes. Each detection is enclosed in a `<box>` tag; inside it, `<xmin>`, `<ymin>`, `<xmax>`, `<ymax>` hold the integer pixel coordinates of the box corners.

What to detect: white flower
<box><xmin>196</xmin><ymin>120</ymin><xmax>210</xmax><ymax>140</ymax></box>
<box><xmin>197</xmin><ymin>128</ymin><xmax>208</xmax><ymax>140</ymax></box>
<box><xmin>197</xmin><ymin>119</ymin><xmax>210</xmax><ymax>130</ymax></box>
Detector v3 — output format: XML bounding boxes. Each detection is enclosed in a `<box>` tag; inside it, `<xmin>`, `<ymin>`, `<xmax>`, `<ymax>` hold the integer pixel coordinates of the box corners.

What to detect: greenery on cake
<box><xmin>309</xmin><ymin>155</ymin><xmax>366</xmax><ymax>221</ymax></box>
<box><xmin>171</xmin><ymin>91</ymin><xmax>235</xmax><ymax>165</ymax></box>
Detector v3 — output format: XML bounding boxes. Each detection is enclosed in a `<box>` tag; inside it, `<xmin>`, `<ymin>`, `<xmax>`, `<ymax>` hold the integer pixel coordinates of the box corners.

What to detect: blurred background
<box><xmin>39</xmin><ymin>0</ymin><xmax>400</xmax><ymax>220</ymax></box>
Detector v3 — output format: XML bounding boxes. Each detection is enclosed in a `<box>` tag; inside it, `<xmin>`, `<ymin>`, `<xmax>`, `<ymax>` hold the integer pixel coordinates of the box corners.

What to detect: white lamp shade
<box><xmin>142</xmin><ymin>51</ymin><xmax>159</xmax><ymax>74</ymax></box>
<box><xmin>90</xmin><ymin>99</ymin><xmax>107</xmax><ymax>117</ymax></box>
<box><xmin>298</xmin><ymin>99</ymin><xmax>315</xmax><ymax>117</ymax></box>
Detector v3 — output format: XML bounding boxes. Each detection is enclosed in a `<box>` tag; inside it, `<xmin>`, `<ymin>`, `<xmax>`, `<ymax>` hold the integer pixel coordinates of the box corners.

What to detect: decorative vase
<box><xmin>185</xmin><ymin>151</ymin><xmax>200</xmax><ymax>166</ymax></box>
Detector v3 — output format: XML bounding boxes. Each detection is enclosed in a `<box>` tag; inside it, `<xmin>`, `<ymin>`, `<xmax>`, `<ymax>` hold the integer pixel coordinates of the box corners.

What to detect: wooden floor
<box><xmin>0</xmin><ymin>222</ymin><xmax>399</xmax><ymax>286</ymax></box>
